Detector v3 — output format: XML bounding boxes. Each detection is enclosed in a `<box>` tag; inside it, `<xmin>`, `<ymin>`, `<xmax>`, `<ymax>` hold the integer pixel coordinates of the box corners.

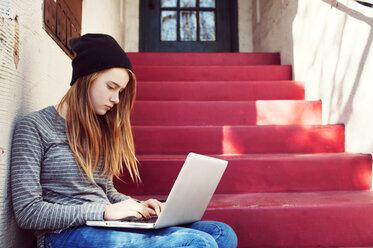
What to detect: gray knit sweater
<box><xmin>11</xmin><ymin>106</ymin><xmax>131</xmax><ymax>248</ymax></box>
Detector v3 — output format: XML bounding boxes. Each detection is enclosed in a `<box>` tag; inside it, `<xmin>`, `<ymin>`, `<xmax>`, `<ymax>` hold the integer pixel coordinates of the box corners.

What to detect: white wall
<box><xmin>0</xmin><ymin>0</ymin><xmax>71</xmax><ymax>246</ymax></box>
<box><xmin>253</xmin><ymin>0</ymin><xmax>373</xmax><ymax>157</ymax></box>
<box><xmin>238</xmin><ymin>0</ymin><xmax>254</xmax><ymax>52</ymax></box>
<box><xmin>252</xmin><ymin>0</ymin><xmax>297</xmax><ymax>65</ymax></box>
<box><xmin>0</xmin><ymin>0</ymin><xmax>128</xmax><ymax>246</ymax></box>
<box><xmin>293</xmin><ymin>0</ymin><xmax>373</xmax><ymax>155</ymax></box>
<box><xmin>82</xmin><ymin>0</ymin><xmax>126</xmax><ymax>46</ymax></box>
<box><xmin>123</xmin><ymin>0</ymin><xmax>139</xmax><ymax>51</ymax></box>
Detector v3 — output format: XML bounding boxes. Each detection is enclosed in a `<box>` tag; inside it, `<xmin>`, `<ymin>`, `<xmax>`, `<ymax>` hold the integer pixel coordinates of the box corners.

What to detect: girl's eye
<box><xmin>107</xmin><ymin>84</ymin><xmax>114</xmax><ymax>90</ymax></box>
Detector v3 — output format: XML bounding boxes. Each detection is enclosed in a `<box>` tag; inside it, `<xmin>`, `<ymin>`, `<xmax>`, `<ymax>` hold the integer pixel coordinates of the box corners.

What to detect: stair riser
<box><xmin>132</xmin><ymin>101</ymin><xmax>322</xmax><ymax>126</ymax></box>
<box><xmin>136</xmin><ymin>81</ymin><xmax>305</xmax><ymax>101</ymax></box>
<box><xmin>133</xmin><ymin>126</ymin><xmax>345</xmax><ymax>155</ymax></box>
<box><xmin>128</xmin><ymin>52</ymin><xmax>281</xmax><ymax>65</ymax></box>
<box><xmin>115</xmin><ymin>155</ymin><xmax>372</xmax><ymax>194</ymax></box>
<box><xmin>203</xmin><ymin>206</ymin><xmax>373</xmax><ymax>247</ymax></box>
<box><xmin>133</xmin><ymin>65</ymin><xmax>292</xmax><ymax>81</ymax></box>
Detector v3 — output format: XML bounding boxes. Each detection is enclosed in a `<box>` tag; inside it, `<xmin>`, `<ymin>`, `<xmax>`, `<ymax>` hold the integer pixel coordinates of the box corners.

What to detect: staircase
<box><xmin>115</xmin><ymin>52</ymin><xmax>373</xmax><ymax>247</ymax></box>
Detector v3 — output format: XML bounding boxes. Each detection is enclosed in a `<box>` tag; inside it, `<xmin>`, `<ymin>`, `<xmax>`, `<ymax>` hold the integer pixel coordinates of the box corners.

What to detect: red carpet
<box><xmin>115</xmin><ymin>52</ymin><xmax>373</xmax><ymax>247</ymax></box>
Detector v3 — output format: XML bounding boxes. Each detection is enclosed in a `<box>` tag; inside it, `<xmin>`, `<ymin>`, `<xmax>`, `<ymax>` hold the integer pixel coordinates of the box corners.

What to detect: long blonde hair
<box><xmin>57</xmin><ymin>69</ymin><xmax>140</xmax><ymax>184</ymax></box>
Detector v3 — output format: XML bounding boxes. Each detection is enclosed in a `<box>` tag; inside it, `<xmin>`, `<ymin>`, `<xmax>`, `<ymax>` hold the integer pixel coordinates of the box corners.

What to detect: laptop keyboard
<box><xmin>120</xmin><ymin>216</ymin><xmax>158</xmax><ymax>223</ymax></box>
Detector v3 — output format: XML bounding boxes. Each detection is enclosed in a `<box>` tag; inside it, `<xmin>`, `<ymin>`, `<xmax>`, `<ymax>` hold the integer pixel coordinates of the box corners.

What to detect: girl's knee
<box><xmin>211</xmin><ymin>222</ymin><xmax>238</xmax><ymax>248</ymax></box>
<box><xmin>211</xmin><ymin>221</ymin><xmax>237</xmax><ymax>236</ymax></box>
<box><xmin>191</xmin><ymin>221</ymin><xmax>238</xmax><ymax>248</ymax></box>
<box><xmin>185</xmin><ymin>231</ymin><xmax>218</xmax><ymax>248</ymax></box>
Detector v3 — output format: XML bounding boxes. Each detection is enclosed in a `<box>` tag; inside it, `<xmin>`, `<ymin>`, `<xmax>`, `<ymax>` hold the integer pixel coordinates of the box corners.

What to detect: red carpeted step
<box><xmin>132</xmin><ymin>100</ymin><xmax>322</xmax><ymax>126</ymax></box>
<box><xmin>203</xmin><ymin>191</ymin><xmax>373</xmax><ymax>247</ymax></box>
<box><xmin>120</xmin><ymin>52</ymin><xmax>373</xmax><ymax>248</ymax></box>
<box><xmin>133</xmin><ymin>125</ymin><xmax>345</xmax><ymax>155</ymax></box>
<box><xmin>136</xmin><ymin>81</ymin><xmax>305</xmax><ymax>101</ymax></box>
<box><xmin>133</xmin><ymin>65</ymin><xmax>292</xmax><ymax>81</ymax></box>
<box><xmin>127</xmin><ymin>52</ymin><xmax>281</xmax><ymax>65</ymax></box>
<box><xmin>115</xmin><ymin>153</ymin><xmax>372</xmax><ymax>195</ymax></box>
<box><xmin>130</xmin><ymin>191</ymin><xmax>373</xmax><ymax>247</ymax></box>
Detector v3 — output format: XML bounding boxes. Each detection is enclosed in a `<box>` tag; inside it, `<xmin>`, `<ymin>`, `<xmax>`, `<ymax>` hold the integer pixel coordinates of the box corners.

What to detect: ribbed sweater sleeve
<box><xmin>105</xmin><ymin>179</ymin><xmax>131</xmax><ymax>203</ymax></box>
<box><xmin>11</xmin><ymin>114</ymin><xmax>107</xmax><ymax>231</ymax></box>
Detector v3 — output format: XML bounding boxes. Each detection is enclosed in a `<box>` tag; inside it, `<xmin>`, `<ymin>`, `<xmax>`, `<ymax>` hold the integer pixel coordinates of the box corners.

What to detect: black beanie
<box><xmin>69</xmin><ymin>33</ymin><xmax>133</xmax><ymax>86</ymax></box>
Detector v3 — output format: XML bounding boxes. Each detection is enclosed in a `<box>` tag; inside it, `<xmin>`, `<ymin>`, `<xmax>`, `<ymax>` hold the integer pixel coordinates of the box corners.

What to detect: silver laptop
<box><xmin>86</xmin><ymin>152</ymin><xmax>228</xmax><ymax>229</ymax></box>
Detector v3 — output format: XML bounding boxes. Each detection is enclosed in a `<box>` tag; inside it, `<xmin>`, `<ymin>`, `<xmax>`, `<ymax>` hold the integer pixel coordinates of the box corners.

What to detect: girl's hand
<box><xmin>140</xmin><ymin>198</ymin><xmax>164</xmax><ymax>217</ymax></box>
<box><xmin>104</xmin><ymin>198</ymin><xmax>155</xmax><ymax>221</ymax></box>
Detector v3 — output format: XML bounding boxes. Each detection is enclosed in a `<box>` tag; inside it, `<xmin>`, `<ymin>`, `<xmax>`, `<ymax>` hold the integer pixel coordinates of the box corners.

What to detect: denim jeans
<box><xmin>45</xmin><ymin>221</ymin><xmax>238</xmax><ymax>248</ymax></box>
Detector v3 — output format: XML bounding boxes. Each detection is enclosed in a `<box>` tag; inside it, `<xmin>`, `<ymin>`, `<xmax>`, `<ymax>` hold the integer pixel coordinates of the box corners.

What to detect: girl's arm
<box><xmin>11</xmin><ymin>116</ymin><xmax>106</xmax><ymax>231</ymax></box>
<box><xmin>105</xmin><ymin>178</ymin><xmax>133</xmax><ymax>203</ymax></box>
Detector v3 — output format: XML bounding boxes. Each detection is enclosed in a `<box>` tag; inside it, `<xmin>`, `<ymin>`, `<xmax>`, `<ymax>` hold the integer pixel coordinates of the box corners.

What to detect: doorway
<box><xmin>139</xmin><ymin>0</ymin><xmax>238</xmax><ymax>52</ymax></box>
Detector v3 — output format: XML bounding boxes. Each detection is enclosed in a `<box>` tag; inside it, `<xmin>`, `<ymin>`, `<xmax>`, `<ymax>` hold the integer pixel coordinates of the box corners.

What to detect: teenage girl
<box><xmin>11</xmin><ymin>33</ymin><xmax>238</xmax><ymax>248</ymax></box>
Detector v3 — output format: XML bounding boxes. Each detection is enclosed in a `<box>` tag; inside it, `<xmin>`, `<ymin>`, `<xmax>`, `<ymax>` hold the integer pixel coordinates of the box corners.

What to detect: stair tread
<box><xmin>133</xmin><ymin>190</ymin><xmax>373</xmax><ymax>209</ymax></box>
<box><xmin>134</xmin><ymin>65</ymin><xmax>292</xmax><ymax>81</ymax></box>
<box><xmin>134</xmin><ymin>65</ymin><xmax>290</xmax><ymax>68</ymax></box>
<box><xmin>134</xmin><ymin>100</ymin><xmax>319</xmax><ymax>103</ymax></box>
<box><xmin>136</xmin><ymin>81</ymin><xmax>304</xmax><ymax>101</ymax></box>
<box><xmin>131</xmin><ymin>191</ymin><xmax>373</xmax><ymax>247</ymax></box>
<box><xmin>133</xmin><ymin>125</ymin><xmax>345</xmax><ymax>154</ymax></box>
<box><xmin>136</xmin><ymin>152</ymin><xmax>370</xmax><ymax>160</ymax></box>
<box><xmin>134</xmin><ymin>124</ymin><xmax>343</xmax><ymax>128</ymax></box>
<box><xmin>128</xmin><ymin>52</ymin><xmax>281</xmax><ymax>65</ymax></box>
<box><xmin>137</xmin><ymin>80</ymin><xmax>301</xmax><ymax>83</ymax></box>
<box><xmin>136</xmin><ymin>81</ymin><xmax>304</xmax><ymax>100</ymax></box>
<box><xmin>132</xmin><ymin>100</ymin><xmax>322</xmax><ymax>126</ymax></box>
<box><xmin>210</xmin><ymin>191</ymin><xmax>373</xmax><ymax>208</ymax></box>
<box><xmin>115</xmin><ymin>152</ymin><xmax>371</xmax><ymax>194</ymax></box>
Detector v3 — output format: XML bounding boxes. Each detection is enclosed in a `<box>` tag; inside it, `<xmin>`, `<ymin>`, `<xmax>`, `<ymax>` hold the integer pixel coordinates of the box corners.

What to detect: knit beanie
<box><xmin>69</xmin><ymin>33</ymin><xmax>133</xmax><ymax>86</ymax></box>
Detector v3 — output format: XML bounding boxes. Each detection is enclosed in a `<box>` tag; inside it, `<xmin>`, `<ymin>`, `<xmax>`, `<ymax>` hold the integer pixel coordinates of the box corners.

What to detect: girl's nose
<box><xmin>110</xmin><ymin>92</ymin><xmax>120</xmax><ymax>104</ymax></box>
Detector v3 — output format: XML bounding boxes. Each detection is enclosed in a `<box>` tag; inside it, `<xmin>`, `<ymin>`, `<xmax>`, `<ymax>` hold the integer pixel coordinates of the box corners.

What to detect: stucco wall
<box><xmin>123</xmin><ymin>0</ymin><xmax>139</xmax><ymax>51</ymax></box>
<box><xmin>0</xmin><ymin>0</ymin><xmax>127</xmax><ymax>246</ymax></box>
<box><xmin>294</xmin><ymin>0</ymin><xmax>373</xmax><ymax>155</ymax></box>
<box><xmin>82</xmin><ymin>0</ymin><xmax>126</xmax><ymax>47</ymax></box>
<box><xmin>253</xmin><ymin>0</ymin><xmax>373</xmax><ymax>157</ymax></box>
<box><xmin>0</xmin><ymin>1</ymin><xmax>71</xmax><ymax>246</ymax></box>
<box><xmin>252</xmin><ymin>0</ymin><xmax>297</xmax><ymax>65</ymax></box>
<box><xmin>238</xmin><ymin>0</ymin><xmax>254</xmax><ymax>52</ymax></box>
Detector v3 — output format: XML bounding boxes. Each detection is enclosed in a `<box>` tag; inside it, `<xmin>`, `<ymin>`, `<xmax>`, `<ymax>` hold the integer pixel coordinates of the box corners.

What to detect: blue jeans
<box><xmin>45</xmin><ymin>221</ymin><xmax>238</xmax><ymax>247</ymax></box>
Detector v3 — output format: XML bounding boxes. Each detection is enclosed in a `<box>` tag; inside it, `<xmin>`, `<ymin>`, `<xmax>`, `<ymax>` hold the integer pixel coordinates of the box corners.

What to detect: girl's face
<box><xmin>89</xmin><ymin>67</ymin><xmax>130</xmax><ymax>115</ymax></box>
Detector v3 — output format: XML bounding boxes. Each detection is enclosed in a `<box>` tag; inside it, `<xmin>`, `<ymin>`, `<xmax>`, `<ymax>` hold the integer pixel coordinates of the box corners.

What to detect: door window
<box><xmin>160</xmin><ymin>0</ymin><xmax>216</xmax><ymax>42</ymax></box>
<box><xmin>140</xmin><ymin>0</ymin><xmax>237</xmax><ymax>52</ymax></box>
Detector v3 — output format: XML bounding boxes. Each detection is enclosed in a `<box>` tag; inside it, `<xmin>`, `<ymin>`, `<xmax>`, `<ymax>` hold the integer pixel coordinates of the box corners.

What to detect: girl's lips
<box><xmin>105</xmin><ymin>105</ymin><xmax>112</xmax><ymax>110</ymax></box>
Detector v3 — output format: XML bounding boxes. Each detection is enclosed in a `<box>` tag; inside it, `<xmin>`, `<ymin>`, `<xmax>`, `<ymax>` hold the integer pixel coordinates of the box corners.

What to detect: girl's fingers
<box><xmin>138</xmin><ymin>204</ymin><xmax>153</xmax><ymax>219</ymax></box>
<box><xmin>127</xmin><ymin>211</ymin><xmax>143</xmax><ymax>219</ymax></box>
<box><xmin>155</xmin><ymin>206</ymin><xmax>161</xmax><ymax>216</ymax></box>
<box><xmin>154</xmin><ymin>202</ymin><xmax>162</xmax><ymax>216</ymax></box>
<box><xmin>104</xmin><ymin>199</ymin><xmax>159</xmax><ymax>221</ymax></box>
<box><xmin>144</xmin><ymin>199</ymin><xmax>163</xmax><ymax>216</ymax></box>
<box><xmin>124</xmin><ymin>199</ymin><xmax>152</xmax><ymax>219</ymax></box>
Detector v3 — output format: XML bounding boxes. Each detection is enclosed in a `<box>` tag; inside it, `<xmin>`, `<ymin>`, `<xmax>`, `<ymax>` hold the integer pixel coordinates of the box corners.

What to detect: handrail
<box><xmin>323</xmin><ymin>0</ymin><xmax>373</xmax><ymax>24</ymax></box>
<box><xmin>355</xmin><ymin>0</ymin><xmax>373</xmax><ymax>8</ymax></box>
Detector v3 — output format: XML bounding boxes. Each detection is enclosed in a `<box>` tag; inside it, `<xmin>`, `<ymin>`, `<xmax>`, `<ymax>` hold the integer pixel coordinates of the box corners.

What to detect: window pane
<box><xmin>180</xmin><ymin>0</ymin><xmax>196</xmax><ymax>8</ymax></box>
<box><xmin>200</xmin><ymin>11</ymin><xmax>215</xmax><ymax>41</ymax></box>
<box><xmin>161</xmin><ymin>0</ymin><xmax>177</xmax><ymax>8</ymax></box>
<box><xmin>200</xmin><ymin>0</ymin><xmax>215</xmax><ymax>8</ymax></box>
<box><xmin>161</xmin><ymin>11</ymin><xmax>177</xmax><ymax>41</ymax></box>
<box><xmin>180</xmin><ymin>11</ymin><xmax>196</xmax><ymax>41</ymax></box>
